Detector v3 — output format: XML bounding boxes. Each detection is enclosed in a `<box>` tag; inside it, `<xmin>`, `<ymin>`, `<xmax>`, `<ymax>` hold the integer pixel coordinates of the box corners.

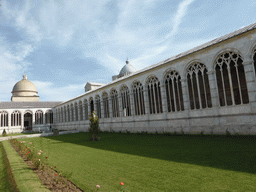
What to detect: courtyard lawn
<box><xmin>16</xmin><ymin>132</ymin><xmax>256</xmax><ymax>192</ymax></box>
<box><xmin>0</xmin><ymin>142</ymin><xmax>18</xmax><ymax>191</ymax></box>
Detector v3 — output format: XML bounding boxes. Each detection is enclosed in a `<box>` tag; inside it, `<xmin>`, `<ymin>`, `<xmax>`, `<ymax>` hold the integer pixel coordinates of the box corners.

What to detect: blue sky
<box><xmin>0</xmin><ymin>0</ymin><xmax>255</xmax><ymax>101</ymax></box>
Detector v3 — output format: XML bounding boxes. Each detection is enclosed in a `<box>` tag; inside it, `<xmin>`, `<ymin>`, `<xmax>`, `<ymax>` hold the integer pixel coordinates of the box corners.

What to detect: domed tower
<box><xmin>11</xmin><ymin>74</ymin><xmax>39</xmax><ymax>102</ymax></box>
<box><xmin>112</xmin><ymin>59</ymin><xmax>136</xmax><ymax>81</ymax></box>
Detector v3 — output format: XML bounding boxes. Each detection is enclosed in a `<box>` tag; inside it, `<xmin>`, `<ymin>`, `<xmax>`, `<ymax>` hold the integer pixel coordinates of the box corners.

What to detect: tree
<box><xmin>89</xmin><ymin>111</ymin><xmax>100</xmax><ymax>141</ymax></box>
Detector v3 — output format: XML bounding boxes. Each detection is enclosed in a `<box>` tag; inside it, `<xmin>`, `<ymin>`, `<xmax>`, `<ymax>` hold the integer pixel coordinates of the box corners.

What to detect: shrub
<box><xmin>52</xmin><ymin>129</ymin><xmax>59</xmax><ymax>136</ymax></box>
<box><xmin>2</xmin><ymin>129</ymin><xmax>7</xmax><ymax>137</ymax></box>
<box><xmin>89</xmin><ymin>111</ymin><xmax>100</xmax><ymax>141</ymax></box>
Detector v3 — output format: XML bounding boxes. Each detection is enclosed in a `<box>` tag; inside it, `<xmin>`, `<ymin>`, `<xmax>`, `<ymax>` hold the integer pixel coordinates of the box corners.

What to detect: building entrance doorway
<box><xmin>24</xmin><ymin>112</ymin><xmax>32</xmax><ymax>130</ymax></box>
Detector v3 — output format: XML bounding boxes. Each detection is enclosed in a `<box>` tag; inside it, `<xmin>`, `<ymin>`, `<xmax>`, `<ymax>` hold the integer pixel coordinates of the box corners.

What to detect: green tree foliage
<box><xmin>89</xmin><ymin>111</ymin><xmax>100</xmax><ymax>141</ymax></box>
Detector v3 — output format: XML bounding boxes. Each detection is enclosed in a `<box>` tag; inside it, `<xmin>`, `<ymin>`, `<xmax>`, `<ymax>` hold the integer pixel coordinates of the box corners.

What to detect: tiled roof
<box><xmin>0</xmin><ymin>101</ymin><xmax>62</xmax><ymax>109</ymax></box>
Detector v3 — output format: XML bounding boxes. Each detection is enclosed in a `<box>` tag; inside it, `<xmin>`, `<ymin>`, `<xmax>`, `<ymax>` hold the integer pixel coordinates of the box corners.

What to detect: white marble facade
<box><xmin>54</xmin><ymin>23</ymin><xmax>256</xmax><ymax>135</ymax></box>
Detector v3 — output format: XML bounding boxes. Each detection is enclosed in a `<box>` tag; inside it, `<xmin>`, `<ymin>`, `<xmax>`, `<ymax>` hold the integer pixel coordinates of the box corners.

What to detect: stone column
<box><xmin>243</xmin><ymin>57</ymin><xmax>256</xmax><ymax>109</ymax></box>
<box><xmin>94</xmin><ymin>101</ymin><xmax>97</xmax><ymax>117</ymax></box>
<box><xmin>77</xmin><ymin>105</ymin><xmax>80</xmax><ymax>121</ymax></box>
<box><xmin>32</xmin><ymin>111</ymin><xmax>35</xmax><ymax>129</ymax></box>
<box><xmin>207</xmin><ymin>70</ymin><xmax>219</xmax><ymax>108</ymax></box>
<box><xmin>160</xmin><ymin>84</ymin><xmax>167</xmax><ymax>114</ymax></box>
<box><xmin>88</xmin><ymin>103</ymin><xmax>91</xmax><ymax>118</ymax></box>
<box><xmin>8</xmin><ymin>113</ymin><xmax>11</xmax><ymax>129</ymax></box>
<box><xmin>180</xmin><ymin>79</ymin><xmax>190</xmax><ymax>111</ymax></box>
<box><xmin>144</xmin><ymin>88</ymin><xmax>150</xmax><ymax>115</ymax></box>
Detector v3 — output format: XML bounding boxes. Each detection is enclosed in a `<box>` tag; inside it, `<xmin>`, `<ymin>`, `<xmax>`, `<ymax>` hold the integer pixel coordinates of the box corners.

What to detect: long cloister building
<box><xmin>1</xmin><ymin>23</ymin><xmax>256</xmax><ymax>135</ymax></box>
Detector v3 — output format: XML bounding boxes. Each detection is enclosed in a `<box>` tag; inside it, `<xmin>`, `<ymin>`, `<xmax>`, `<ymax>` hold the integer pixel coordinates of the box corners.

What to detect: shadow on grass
<box><xmin>47</xmin><ymin>132</ymin><xmax>256</xmax><ymax>174</ymax></box>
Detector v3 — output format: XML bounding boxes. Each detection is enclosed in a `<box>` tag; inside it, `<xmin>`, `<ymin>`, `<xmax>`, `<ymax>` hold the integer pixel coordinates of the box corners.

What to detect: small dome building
<box><xmin>112</xmin><ymin>59</ymin><xmax>136</xmax><ymax>81</ymax></box>
<box><xmin>11</xmin><ymin>74</ymin><xmax>39</xmax><ymax>102</ymax></box>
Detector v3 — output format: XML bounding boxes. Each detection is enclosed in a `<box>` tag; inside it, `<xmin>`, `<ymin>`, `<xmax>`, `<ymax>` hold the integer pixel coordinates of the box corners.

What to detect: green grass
<box><xmin>0</xmin><ymin>142</ymin><xmax>18</xmax><ymax>191</ymax></box>
<box><xmin>16</xmin><ymin>132</ymin><xmax>256</xmax><ymax>192</ymax></box>
<box><xmin>2</xmin><ymin>140</ymin><xmax>50</xmax><ymax>192</ymax></box>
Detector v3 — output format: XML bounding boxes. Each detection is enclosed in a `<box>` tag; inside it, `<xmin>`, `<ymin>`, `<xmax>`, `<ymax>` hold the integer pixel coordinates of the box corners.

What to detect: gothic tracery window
<box><xmin>67</xmin><ymin>105</ymin><xmax>70</xmax><ymax>122</ymax></box>
<box><xmin>164</xmin><ymin>70</ymin><xmax>184</xmax><ymax>112</ymax></box>
<box><xmin>84</xmin><ymin>100</ymin><xmax>89</xmax><ymax>120</ymax></box>
<box><xmin>0</xmin><ymin>111</ymin><xmax>8</xmax><ymax>127</ymax></box>
<box><xmin>215</xmin><ymin>52</ymin><xmax>249</xmax><ymax>106</ymax></box>
<box><xmin>45</xmin><ymin>110</ymin><xmax>53</xmax><ymax>124</ymax></box>
<box><xmin>102</xmin><ymin>92</ymin><xmax>109</xmax><ymax>118</ymax></box>
<box><xmin>111</xmin><ymin>89</ymin><xmax>119</xmax><ymax>117</ymax></box>
<box><xmin>147</xmin><ymin>76</ymin><xmax>163</xmax><ymax>114</ymax></box>
<box><xmin>132</xmin><ymin>81</ymin><xmax>145</xmax><ymax>116</ymax></box>
<box><xmin>120</xmin><ymin>85</ymin><xmax>131</xmax><ymax>117</ymax></box>
<box><xmin>35</xmin><ymin>110</ymin><xmax>43</xmax><ymax>124</ymax></box>
<box><xmin>187</xmin><ymin>63</ymin><xmax>212</xmax><ymax>110</ymax></box>
<box><xmin>95</xmin><ymin>95</ymin><xmax>101</xmax><ymax>118</ymax></box>
<box><xmin>70</xmin><ymin>104</ymin><xmax>74</xmax><ymax>121</ymax></box>
<box><xmin>64</xmin><ymin>106</ymin><xmax>66</xmax><ymax>122</ymax></box>
<box><xmin>79</xmin><ymin>101</ymin><xmax>83</xmax><ymax>121</ymax></box>
<box><xmin>11</xmin><ymin>111</ymin><xmax>21</xmax><ymax>126</ymax></box>
<box><xmin>75</xmin><ymin>103</ymin><xmax>78</xmax><ymax>121</ymax></box>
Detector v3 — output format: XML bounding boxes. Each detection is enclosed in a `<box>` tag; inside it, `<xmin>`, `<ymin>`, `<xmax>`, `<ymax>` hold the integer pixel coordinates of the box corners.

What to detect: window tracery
<box><xmin>45</xmin><ymin>110</ymin><xmax>53</xmax><ymax>124</ymax></box>
<box><xmin>84</xmin><ymin>100</ymin><xmax>89</xmax><ymax>120</ymax></box>
<box><xmin>102</xmin><ymin>92</ymin><xmax>109</xmax><ymax>118</ymax></box>
<box><xmin>215</xmin><ymin>52</ymin><xmax>249</xmax><ymax>106</ymax></box>
<box><xmin>147</xmin><ymin>76</ymin><xmax>162</xmax><ymax>114</ymax></box>
<box><xmin>11</xmin><ymin>111</ymin><xmax>21</xmax><ymax>126</ymax></box>
<box><xmin>95</xmin><ymin>95</ymin><xmax>101</xmax><ymax>118</ymax></box>
<box><xmin>0</xmin><ymin>111</ymin><xmax>8</xmax><ymax>127</ymax></box>
<box><xmin>164</xmin><ymin>70</ymin><xmax>184</xmax><ymax>112</ymax></box>
<box><xmin>79</xmin><ymin>101</ymin><xmax>83</xmax><ymax>121</ymax></box>
<box><xmin>35</xmin><ymin>110</ymin><xmax>43</xmax><ymax>124</ymax></box>
<box><xmin>111</xmin><ymin>89</ymin><xmax>119</xmax><ymax>117</ymax></box>
<box><xmin>120</xmin><ymin>85</ymin><xmax>131</xmax><ymax>117</ymax></box>
<box><xmin>132</xmin><ymin>81</ymin><xmax>145</xmax><ymax>115</ymax></box>
<box><xmin>187</xmin><ymin>63</ymin><xmax>212</xmax><ymax>110</ymax></box>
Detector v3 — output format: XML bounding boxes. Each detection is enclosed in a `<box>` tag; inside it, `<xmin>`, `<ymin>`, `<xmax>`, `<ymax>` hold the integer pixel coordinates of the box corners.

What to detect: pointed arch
<box><xmin>132</xmin><ymin>80</ymin><xmax>145</xmax><ymax>116</ymax></box>
<box><xmin>111</xmin><ymin>88</ymin><xmax>119</xmax><ymax>117</ymax></box>
<box><xmin>35</xmin><ymin>110</ymin><xmax>43</xmax><ymax>124</ymax></box>
<box><xmin>95</xmin><ymin>95</ymin><xmax>101</xmax><ymax>118</ymax></box>
<box><xmin>120</xmin><ymin>85</ymin><xmax>131</xmax><ymax>116</ymax></box>
<box><xmin>0</xmin><ymin>111</ymin><xmax>8</xmax><ymax>127</ymax></box>
<box><xmin>215</xmin><ymin>51</ymin><xmax>249</xmax><ymax>106</ymax></box>
<box><xmin>146</xmin><ymin>75</ymin><xmax>162</xmax><ymax>114</ymax></box>
<box><xmin>186</xmin><ymin>63</ymin><xmax>212</xmax><ymax>110</ymax></box>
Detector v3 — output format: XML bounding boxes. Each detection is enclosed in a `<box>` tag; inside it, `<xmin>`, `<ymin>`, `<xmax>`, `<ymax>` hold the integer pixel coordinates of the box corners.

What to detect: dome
<box><xmin>12</xmin><ymin>74</ymin><xmax>38</xmax><ymax>97</ymax></box>
<box><xmin>119</xmin><ymin>60</ymin><xmax>136</xmax><ymax>77</ymax></box>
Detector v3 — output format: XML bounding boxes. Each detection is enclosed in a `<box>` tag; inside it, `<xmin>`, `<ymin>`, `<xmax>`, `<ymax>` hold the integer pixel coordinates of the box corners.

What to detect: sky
<box><xmin>0</xmin><ymin>0</ymin><xmax>255</xmax><ymax>102</ymax></box>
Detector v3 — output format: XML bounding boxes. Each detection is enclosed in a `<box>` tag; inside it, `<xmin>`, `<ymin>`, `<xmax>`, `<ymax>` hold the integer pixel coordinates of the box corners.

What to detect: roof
<box><xmin>119</xmin><ymin>61</ymin><xmax>136</xmax><ymax>77</ymax></box>
<box><xmin>12</xmin><ymin>74</ymin><xmax>38</xmax><ymax>94</ymax></box>
<box><xmin>55</xmin><ymin>22</ymin><xmax>256</xmax><ymax>107</ymax></box>
<box><xmin>0</xmin><ymin>102</ymin><xmax>62</xmax><ymax>109</ymax></box>
<box><xmin>85</xmin><ymin>82</ymin><xmax>105</xmax><ymax>86</ymax></box>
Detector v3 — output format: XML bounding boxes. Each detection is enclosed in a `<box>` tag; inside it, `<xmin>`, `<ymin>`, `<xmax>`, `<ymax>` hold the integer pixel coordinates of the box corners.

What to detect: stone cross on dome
<box><xmin>23</xmin><ymin>74</ymin><xmax>27</xmax><ymax>80</ymax></box>
<box><xmin>126</xmin><ymin>58</ymin><xmax>129</xmax><ymax>64</ymax></box>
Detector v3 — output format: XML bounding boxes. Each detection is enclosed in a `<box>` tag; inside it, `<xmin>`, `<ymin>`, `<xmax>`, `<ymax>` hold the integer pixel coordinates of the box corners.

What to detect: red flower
<box><xmin>46</xmin><ymin>157</ymin><xmax>48</xmax><ymax>159</ymax></box>
<box><xmin>55</xmin><ymin>174</ymin><xmax>57</xmax><ymax>176</ymax></box>
<box><xmin>120</xmin><ymin>182</ymin><xmax>124</xmax><ymax>185</ymax></box>
<box><xmin>54</xmin><ymin>166</ymin><xmax>56</xmax><ymax>168</ymax></box>
<box><xmin>28</xmin><ymin>152</ymin><xmax>30</xmax><ymax>154</ymax></box>
<box><xmin>25</xmin><ymin>153</ymin><xmax>27</xmax><ymax>155</ymax></box>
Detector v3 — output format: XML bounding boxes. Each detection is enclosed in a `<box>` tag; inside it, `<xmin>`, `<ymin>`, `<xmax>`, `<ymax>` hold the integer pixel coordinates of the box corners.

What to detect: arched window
<box><xmin>120</xmin><ymin>85</ymin><xmax>131</xmax><ymax>116</ymax></box>
<box><xmin>64</xmin><ymin>106</ymin><xmax>66</xmax><ymax>122</ymax></box>
<box><xmin>253</xmin><ymin>48</ymin><xmax>256</xmax><ymax>74</ymax></box>
<box><xmin>79</xmin><ymin>101</ymin><xmax>83</xmax><ymax>121</ymax></box>
<box><xmin>35</xmin><ymin>110</ymin><xmax>43</xmax><ymax>124</ymax></box>
<box><xmin>70</xmin><ymin>104</ymin><xmax>74</xmax><ymax>121</ymax></box>
<box><xmin>57</xmin><ymin>109</ymin><xmax>60</xmax><ymax>123</ymax></box>
<box><xmin>187</xmin><ymin>63</ymin><xmax>212</xmax><ymax>110</ymax></box>
<box><xmin>45</xmin><ymin>110</ymin><xmax>53</xmax><ymax>124</ymax></box>
<box><xmin>147</xmin><ymin>76</ymin><xmax>162</xmax><ymax>114</ymax></box>
<box><xmin>84</xmin><ymin>100</ymin><xmax>89</xmax><ymax>120</ymax></box>
<box><xmin>111</xmin><ymin>89</ymin><xmax>119</xmax><ymax>117</ymax></box>
<box><xmin>132</xmin><ymin>81</ymin><xmax>145</xmax><ymax>116</ymax></box>
<box><xmin>102</xmin><ymin>92</ymin><xmax>109</xmax><ymax>118</ymax></box>
<box><xmin>95</xmin><ymin>95</ymin><xmax>101</xmax><ymax>118</ymax></box>
<box><xmin>215</xmin><ymin>51</ymin><xmax>249</xmax><ymax>106</ymax></box>
<box><xmin>90</xmin><ymin>97</ymin><xmax>94</xmax><ymax>114</ymax></box>
<box><xmin>164</xmin><ymin>70</ymin><xmax>184</xmax><ymax>112</ymax></box>
<box><xmin>0</xmin><ymin>111</ymin><xmax>8</xmax><ymax>127</ymax></box>
<box><xmin>74</xmin><ymin>103</ymin><xmax>78</xmax><ymax>121</ymax></box>
<box><xmin>11</xmin><ymin>111</ymin><xmax>21</xmax><ymax>126</ymax></box>
<box><xmin>67</xmin><ymin>105</ymin><xmax>70</xmax><ymax>122</ymax></box>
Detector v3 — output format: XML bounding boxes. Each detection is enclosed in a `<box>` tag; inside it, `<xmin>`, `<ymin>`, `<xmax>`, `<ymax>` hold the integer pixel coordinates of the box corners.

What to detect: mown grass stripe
<box><xmin>2</xmin><ymin>140</ymin><xmax>50</xmax><ymax>192</ymax></box>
